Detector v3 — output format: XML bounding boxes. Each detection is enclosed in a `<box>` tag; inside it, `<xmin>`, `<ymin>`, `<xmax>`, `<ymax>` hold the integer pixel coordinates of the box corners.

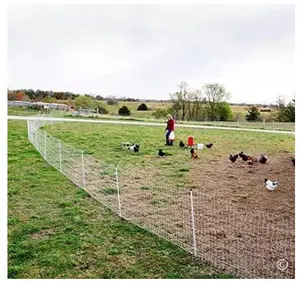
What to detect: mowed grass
<box><xmin>44</xmin><ymin>122</ymin><xmax>295</xmax><ymax>169</ymax></box>
<box><xmin>8</xmin><ymin>120</ymin><xmax>234</xmax><ymax>279</ymax></box>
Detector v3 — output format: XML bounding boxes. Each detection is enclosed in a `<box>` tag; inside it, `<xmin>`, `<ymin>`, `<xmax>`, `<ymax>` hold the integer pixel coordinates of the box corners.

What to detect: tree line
<box><xmin>8</xmin><ymin>85</ymin><xmax>295</xmax><ymax>122</ymax></box>
<box><xmin>166</xmin><ymin>81</ymin><xmax>232</xmax><ymax>121</ymax></box>
<box><xmin>7</xmin><ymin>89</ymin><xmax>140</xmax><ymax>103</ymax></box>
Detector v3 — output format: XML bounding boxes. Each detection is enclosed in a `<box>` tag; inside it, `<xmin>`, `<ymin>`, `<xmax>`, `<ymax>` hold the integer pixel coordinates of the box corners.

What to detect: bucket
<box><xmin>197</xmin><ymin>143</ymin><xmax>204</xmax><ymax>150</ymax></box>
<box><xmin>187</xmin><ymin>136</ymin><xmax>194</xmax><ymax>147</ymax></box>
<box><xmin>169</xmin><ymin>131</ymin><xmax>175</xmax><ymax>141</ymax></box>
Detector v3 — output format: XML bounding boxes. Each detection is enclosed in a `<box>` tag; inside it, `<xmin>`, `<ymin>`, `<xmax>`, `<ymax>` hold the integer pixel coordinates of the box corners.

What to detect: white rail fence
<box><xmin>26</xmin><ymin>117</ymin><xmax>295</xmax><ymax>279</ymax></box>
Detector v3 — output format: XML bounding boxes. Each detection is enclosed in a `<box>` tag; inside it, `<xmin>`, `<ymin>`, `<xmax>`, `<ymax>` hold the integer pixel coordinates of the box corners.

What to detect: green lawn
<box><xmin>8</xmin><ymin>120</ymin><xmax>234</xmax><ymax>279</ymax></box>
<box><xmin>44</xmin><ymin>121</ymin><xmax>295</xmax><ymax>168</ymax></box>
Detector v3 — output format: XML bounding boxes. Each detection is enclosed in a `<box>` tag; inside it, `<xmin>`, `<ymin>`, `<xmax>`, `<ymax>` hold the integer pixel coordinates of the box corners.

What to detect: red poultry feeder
<box><xmin>187</xmin><ymin>136</ymin><xmax>195</xmax><ymax>147</ymax></box>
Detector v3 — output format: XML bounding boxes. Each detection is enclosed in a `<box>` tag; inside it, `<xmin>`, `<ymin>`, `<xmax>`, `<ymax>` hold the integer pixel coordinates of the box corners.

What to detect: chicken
<box><xmin>158</xmin><ymin>149</ymin><xmax>166</xmax><ymax>157</ymax></box>
<box><xmin>291</xmin><ymin>158</ymin><xmax>295</xmax><ymax>166</ymax></box>
<box><xmin>239</xmin><ymin>152</ymin><xmax>249</xmax><ymax>161</ymax></box>
<box><xmin>229</xmin><ymin>154</ymin><xmax>239</xmax><ymax>163</ymax></box>
<box><xmin>247</xmin><ymin>156</ymin><xmax>258</xmax><ymax>164</ymax></box>
<box><xmin>179</xmin><ymin>140</ymin><xmax>185</xmax><ymax>148</ymax></box>
<box><xmin>129</xmin><ymin>144</ymin><xmax>140</xmax><ymax>152</ymax></box>
<box><xmin>265</xmin><ymin>178</ymin><xmax>278</xmax><ymax>191</ymax></box>
<box><xmin>205</xmin><ymin>143</ymin><xmax>213</xmax><ymax>149</ymax></box>
<box><xmin>190</xmin><ymin>148</ymin><xmax>198</xmax><ymax>159</ymax></box>
<box><xmin>259</xmin><ymin>153</ymin><xmax>267</xmax><ymax>164</ymax></box>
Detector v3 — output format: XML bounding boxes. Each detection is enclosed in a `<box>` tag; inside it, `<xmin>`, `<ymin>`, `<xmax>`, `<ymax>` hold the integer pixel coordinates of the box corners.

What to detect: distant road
<box><xmin>8</xmin><ymin>115</ymin><xmax>295</xmax><ymax>135</ymax></box>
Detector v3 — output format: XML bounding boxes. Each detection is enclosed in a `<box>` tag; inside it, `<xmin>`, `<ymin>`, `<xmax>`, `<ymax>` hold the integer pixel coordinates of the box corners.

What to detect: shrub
<box><xmin>152</xmin><ymin>109</ymin><xmax>168</xmax><ymax>119</ymax></box>
<box><xmin>137</xmin><ymin>103</ymin><xmax>148</xmax><ymax>111</ymax></box>
<box><xmin>216</xmin><ymin>102</ymin><xmax>233</xmax><ymax>121</ymax></box>
<box><xmin>277</xmin><ymin>102</ymin><xmax>295</xmax><ymax>122</ymax></box>
<box><xmin>106</xmin><ymin>96</ymin><xmax>119</xmax><ymax>105</ymax></box>
<box><xmin>245</xmin><ymin>106</ymin><xmax>261</xmax><ymax>122</ymax></box>
<box><xmin>118</xmin><ymin>105</ymin><xmax>131</xmax><ymax>116</ymax></box>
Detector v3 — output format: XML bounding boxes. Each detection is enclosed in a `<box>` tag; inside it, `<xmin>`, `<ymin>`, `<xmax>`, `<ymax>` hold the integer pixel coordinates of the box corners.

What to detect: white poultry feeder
<box><xmin>197</xmin><ymin>143</ymin><xmax>204</xmax><ymax>150</ymax></box>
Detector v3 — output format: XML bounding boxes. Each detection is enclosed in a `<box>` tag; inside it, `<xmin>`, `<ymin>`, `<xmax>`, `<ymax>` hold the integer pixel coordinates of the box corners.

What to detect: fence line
<box><xmin>26</xmin><ymin>116</ymin><xmax>295</xmax><ymax>279</ymax></box>
<box><xmin>9</xmin><ymin>115</ymin><xmax>295</xmax><ymax>135</ymax></box>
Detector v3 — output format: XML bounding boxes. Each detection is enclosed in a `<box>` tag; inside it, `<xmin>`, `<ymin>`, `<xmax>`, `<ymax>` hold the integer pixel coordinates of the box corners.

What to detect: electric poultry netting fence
<box><xmin>27</xmin><ymin>116</ymin><xmax>295</xmax><ymax>279</ymax></box>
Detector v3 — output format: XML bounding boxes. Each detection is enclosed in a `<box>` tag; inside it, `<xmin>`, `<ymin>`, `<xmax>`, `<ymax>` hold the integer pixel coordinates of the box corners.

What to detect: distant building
<box><xmin>8</xmin><ymin>101</ymin><xmax>69</xmax><ymax>111</ymax></box>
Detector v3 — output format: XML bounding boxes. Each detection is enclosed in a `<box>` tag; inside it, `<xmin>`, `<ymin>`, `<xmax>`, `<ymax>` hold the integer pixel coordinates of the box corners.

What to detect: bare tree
<box><xmin>186</xmin><ymin>88</ymin><xmax>204</xmax><ymax>121</ymax></box>
<box><xmin>178</xmin><ymin>81</ymin><xmax>189</xmax><ymax>121</ymax></box>
<box><xmin>169</xmin><ymin>81</ymin><xmax>190</xmax><ymax>121</ymax></box>
<box><xmin>169</xmin><ymin>92</ymin><xmax>183</xmax><ymax>120</ymax></box>
<box><xmin>276</xmin><ymin>95</ymin><xmax>286</xmax><ymax>109</ymax></box>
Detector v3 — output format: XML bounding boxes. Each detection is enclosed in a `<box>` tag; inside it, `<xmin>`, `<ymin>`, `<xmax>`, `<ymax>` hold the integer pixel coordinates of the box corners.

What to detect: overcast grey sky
<box><xmin>8</xmin><ymin>4</ymin><xmax>295</xmax><ymax>104</ymax></box>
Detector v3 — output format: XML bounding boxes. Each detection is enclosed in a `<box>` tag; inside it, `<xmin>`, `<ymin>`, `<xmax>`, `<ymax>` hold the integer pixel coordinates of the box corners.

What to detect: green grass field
<box><xmin>8</xmin><ymin>120</ymin><xmax>236</xmax><ymax>279</ymax></box>
<box><xmin>44</xmin><ymin>121</ymin><xmax>295</xmax><ymax>167</ymax></box>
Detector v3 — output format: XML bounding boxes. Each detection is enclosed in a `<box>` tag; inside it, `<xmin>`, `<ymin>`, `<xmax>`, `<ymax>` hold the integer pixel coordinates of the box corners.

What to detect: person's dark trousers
<box><xmin>166</xmin><ymin>130</ymin><xmax>171</xmax><ymax>145</ymax></box>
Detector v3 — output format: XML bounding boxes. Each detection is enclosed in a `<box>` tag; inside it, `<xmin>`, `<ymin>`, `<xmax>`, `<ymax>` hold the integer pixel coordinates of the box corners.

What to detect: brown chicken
<box><xmin>247</xmin><ymin>155</ymin><xmax>258</xmax><ymax>165</ymax></box>
<box><xmin>190</xmin><ymin>148</ymin><xmax>198</xmax><ymax>159</ymax></box>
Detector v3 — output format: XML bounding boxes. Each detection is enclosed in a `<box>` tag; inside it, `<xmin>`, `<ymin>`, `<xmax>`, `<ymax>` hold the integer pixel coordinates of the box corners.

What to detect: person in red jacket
<box><xmin>165</xmin><ymin>114</ymin><xmax>175</xmax><ymax>146</ymax></box>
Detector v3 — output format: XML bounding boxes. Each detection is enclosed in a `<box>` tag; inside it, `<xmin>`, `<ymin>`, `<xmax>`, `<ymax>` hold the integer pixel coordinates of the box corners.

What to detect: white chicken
<box><xmin>264</xmin><ymin>178</ymin><xmax>278</xmax><ymax>191</ymax></box>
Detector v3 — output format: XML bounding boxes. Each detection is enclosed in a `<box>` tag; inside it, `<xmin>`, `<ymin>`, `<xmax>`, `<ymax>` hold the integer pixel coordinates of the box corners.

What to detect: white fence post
<box><xmin>190</xmin><ymin>189</ymin><xmax>197</xmax><ymax>256</ymax></box>
<box><xmin>58</xmin><ymin>140</ymin><xmax>62</xmax><ymax>172</ymax></box>
<box><xmin>263</xmin><ymin>118</ymin><xmax>266</xmax><ymax>129</ymax></box>
<box><xmin>81</xmin><ymin>150</ymin><xmax>86</xmax><ymax>189</ymax></box>
<box><xmin>115</xmin><ymin>166</ymin><xmax>122</xmax><ymax>217</ymax></box>
<box><xmin>44</xmin><ymin>132</ymin><xmax>47</xmax><ymax>160</ymax></box>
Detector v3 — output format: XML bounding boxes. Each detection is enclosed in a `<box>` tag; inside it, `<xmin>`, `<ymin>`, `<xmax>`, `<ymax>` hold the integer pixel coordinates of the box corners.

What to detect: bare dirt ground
<box><xmin>190</xmin><ymin>153</ymin><xmax>295</xmax><ymax>217</ymax></box>
<box><xmin>188</xmin><ymin>153</ymin><xmax>295</xmax><ymax>278</ymax></box>
<box><xmin>116</xmin><ymin>153</ymin><xmax>296</xmax><ymax>278</ymax></box>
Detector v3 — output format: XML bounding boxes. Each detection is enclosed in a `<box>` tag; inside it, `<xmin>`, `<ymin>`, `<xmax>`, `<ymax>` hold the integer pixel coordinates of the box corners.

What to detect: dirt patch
<box><xmin>187</xmin><ymin>153</ymin><xmax>295</xmax><ymax>278</ymax></box>
<box><xmin>189</xmin><ymin>153</ymin><xmax>295</xmax><ymax>217</ymax></box>
<box><xmin>29</xmin><ymin>229</ymin><xmax>55</xmax><ymax>240</ymax></box>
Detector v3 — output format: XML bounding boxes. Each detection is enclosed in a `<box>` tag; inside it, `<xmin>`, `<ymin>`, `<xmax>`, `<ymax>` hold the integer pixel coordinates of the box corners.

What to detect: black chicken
<box><xmin>291</xmin><ymin>158</ymin><xmax>295</xmax><ymax>166</ymax></box>
<box><xmin>239</xmin><ymin>151</ymin><xmax>249</xmax><ymax>161</ymax></box>
<box><xmin>259</xmin><ymin>153</ymin><xmax>267</xmax><ymax>164</ymax></box>
<box><xmin>229</xmin><ymin>154</ymin><xmax>239</xmax><ymax>163</ymax></box>
<box><xmin>158</xmin><ymin>149</ymin><xmax>166</xmax><ymax>157</ymax></box>
<box><xmin>205</xmin><ymin>143</ymin><xmax>213</xmax><ymax>149</ymax></box>
<box><xmin>179</xmin><ymin>140</ymin><xmax>185</xmax><ymax>148</ymax></box>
